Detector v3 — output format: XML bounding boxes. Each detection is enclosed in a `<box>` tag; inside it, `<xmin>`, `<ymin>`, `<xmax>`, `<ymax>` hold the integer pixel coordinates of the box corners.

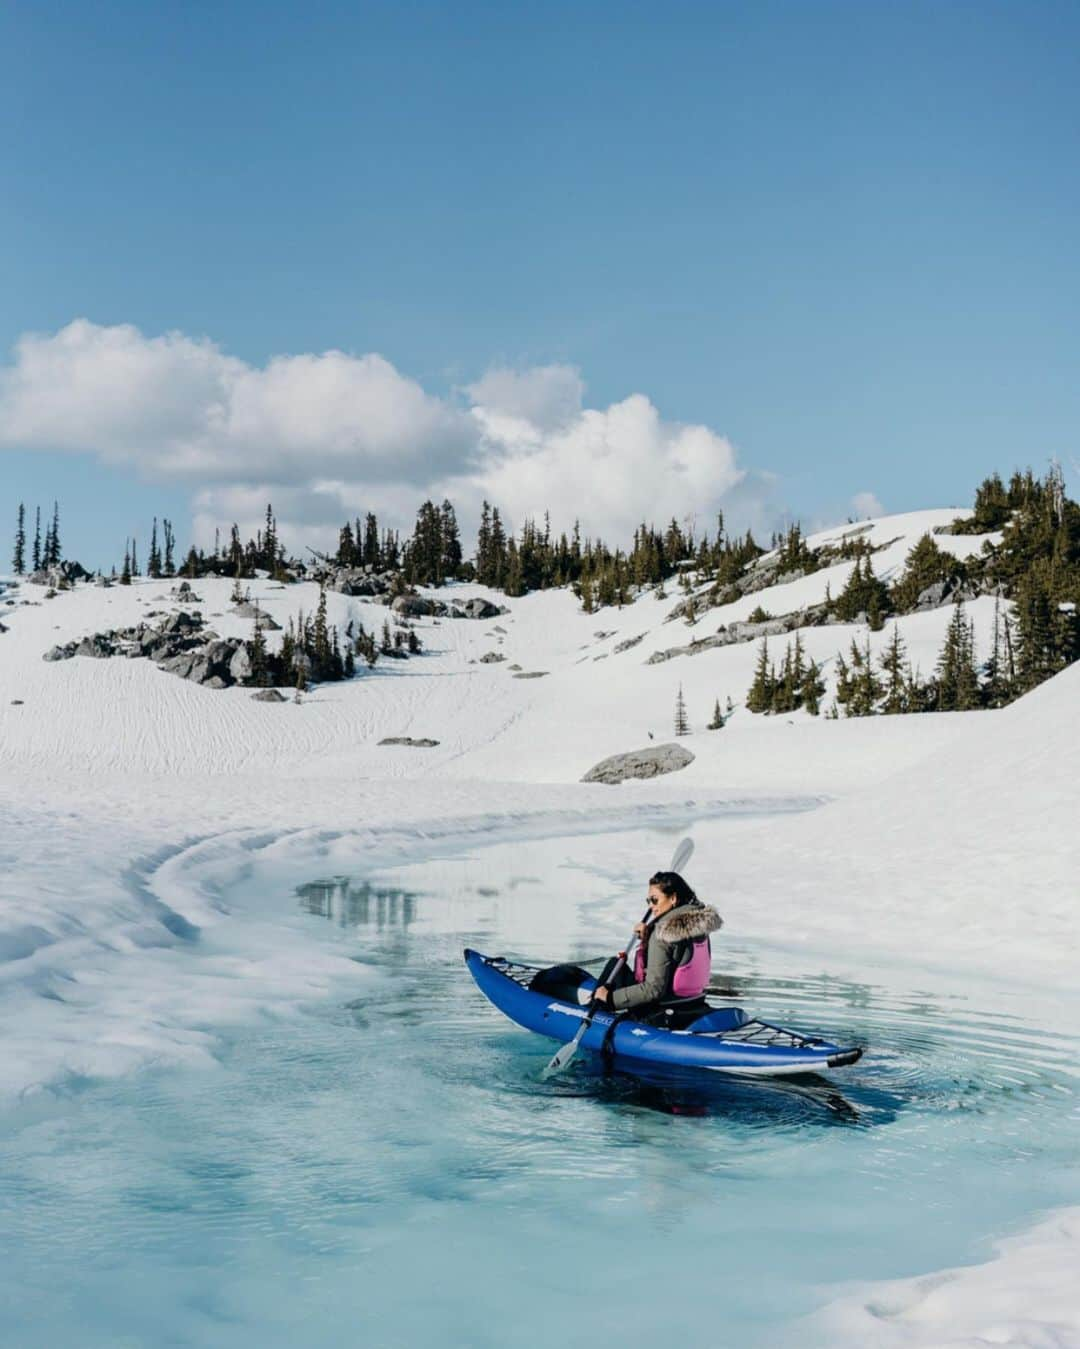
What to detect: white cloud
<box><xmin>851</xmin><ymin>491</ymin><xmax>885</xmax><ymax>519</ymax></box>
<box><xmin>1</xmin><ymin>319</ymin><xmax>776</xmax><ymax>553</ymax></box>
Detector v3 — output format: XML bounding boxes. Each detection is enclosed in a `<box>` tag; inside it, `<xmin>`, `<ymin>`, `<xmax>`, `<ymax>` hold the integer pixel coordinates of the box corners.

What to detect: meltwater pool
<box><xmin>2</xmin><ymin>823</ymin><xmax>1077</xmax><ymax>1348</ymax></box>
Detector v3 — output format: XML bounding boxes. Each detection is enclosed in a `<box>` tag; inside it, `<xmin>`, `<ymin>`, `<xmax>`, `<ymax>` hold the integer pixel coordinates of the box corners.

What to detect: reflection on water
<box><xmin>296</xmin><ymin>877</ymin><xmax>418</xmax><ymax>928</ymax></box>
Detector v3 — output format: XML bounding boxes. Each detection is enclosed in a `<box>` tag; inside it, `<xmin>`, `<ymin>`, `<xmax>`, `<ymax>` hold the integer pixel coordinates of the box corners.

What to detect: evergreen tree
<box><xmin>250</xmin><ymin>619</ymin><xmax>268</xmax><ymax>687</ymax></box>
<box><xmin>163</xmin><ymin>519</ymin><xmax>175</xmax><ymax>576</ymax></box>
<box><xmin>130</xmin><ymin>537</ymin><xmax>139</xmax><ymax>576</ymax></box>
<box><xmin>12</xmin><ymin>503</ymin><xmax>26</xmax><ymax>575</ymax></box>
<box><xmin>674</xmin><ymin>684</ymin><xmax>690</xmax><ymax>736</ymax></box>
<box><xmin>363</xmin><ymin>512</ymin><xmax>381</xmax><ymax>568</ymax></box>
<box><xmin>846</xmin><ymin>638</ymin><xmax>884</xmax><ymax>716</ymax></box>
<box><xmin>312</xmin><ymin>588</ymin><xmax>332</xmax><ymax>679</ymax></box>
<box><xmin>407</xmin><ymin>629</ymin><xmax>422</xmax><ymax>654</ymax></box>
<box><xmin>344</xmin><ymin>647</ymin><xmax>356</xmax><ymax>678</ymax></box>
<box><xmin>120</xmin><ymin>541</ymin><xmax>132</xmax><ymax>585</ymax></box>
<box><xmin>745</xmin><ymin>638</ymin><xmax>774</xmax><ymax>713</ymax></box>
<box><xmin>891</xmin><ymin>533</ymin><xmax>956</xmax><ymax>612</ymax></box>
<box><xmin>32</xmin><ymin>506</ymin><xmax>42</xmax><ymax>572</ymax></box>
<box><xmin>440</xmin><ymin>499</ymin><xmax>462</xmax><ymax>578</ymax></box>
<box><xmin>798</xmin><ymin>656</ymin><xmax>825</xmax><ymax>715</ymax></box>
<box><xmin>879</xmin><ymin>624</ymin><xmax>909</xmax><ymax>714</ymax></box>
<box><xmin>833</xmin><ymin>555</ymin><xmax>891</xmax><ymax>624</ymax></box>
<box><xmin>707</xmin><ymin>699</ymin><xmax>725</xmax><ymax>730</ymax></box>
<box><xmin>337</xmin><ymin>521</ymin><xmax>357</xmax><ymax>567</ymax></box>
<box><xmin>148</xmin><ymin>519</ymin><xmax>162</xmax><ymax>578</ymax></box>
<box><xmin>934</xmin><ymin>602</ymin><xmax>981</xmax><ymax>710</ymax></box>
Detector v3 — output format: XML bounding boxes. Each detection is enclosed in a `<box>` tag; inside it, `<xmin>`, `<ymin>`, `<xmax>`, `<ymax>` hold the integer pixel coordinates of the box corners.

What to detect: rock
<box><xmin>203</xmin><ymin>676</ymin><xmax>229</xmax><ymax>690</ymax></box>
<box><xmin>512</xmin><ymin>671</ymin><xmax>549</xmax><ymax>679</ymax></box>
<box><xmin>457</xmin><ymin>597</ymin><xmax>502</xmax><ymax>620</ymax></box>
<box><xmin>231</xmin><ymin>603</ymin><xmax>281</xmax><ymax>629</ymax></box>
<box><xmin>508</xmin><ymin>663</ymin><xmax>522</xmax><ymax>671</ymax></box>
<box><xmin>391</xmin><ymin>595</ymin><xmax>445</xmax><ymax>618</ymax></box>
<box><xmin>479</xmin><ymin>652</ymin><xmax>506</xmax><ymax>663</ymax></box>
<box><xmin>10</xmin><ymin>699</ymin><xmax>23</xmax><ymax>705</ymax></box>
<box><xmin>582</xmin><ymin>743</ymin><xmax>695</xmax><ymax>785</ymax></box>
<box><xmin>185</xmin><ymin>658</ymin><xmax>211</xmax><ymax>685</ymax></box>
<box><xmin>229</xmin><ymin>646</ymin><xmax>253</xmax><ymax>682</ymax></box>
<box><xmin>378</xmin><ymin>737</ymin><xmax>440</xmax><ymax>748</ymax></box>
<box><xmin>251</xmin><ymin>688</ymin><xmax>286</xmax><ymax>702</ymax></box>
<box><xmin>76</xmin><ymin>634</ymin><xmax>114</xmax><ymax>658</ymax></box>
<box><xmin>95</xmin><ymin>575</ymin><xmax>112</xmax><ymax>588</ymax></box>
<box><xmin>614</xmin><ymin>632</ymin><xmax>646</xmax><ymax>654</ymax></box>
<box><xmin>914</xmin><ymin>580</ymin><xmax>952</xmax><ymax>611</ymax></box>
<box><xmin>493</xmin><ymin>624</ymin><xmax>507</xmax><ymax>634</ymax></box>
<box><xmin>593</xmin><ymin>630</ymin><xmax>616</xmax><ymax>640</ymax></box>
<box><xmin>157</xmin><ymin>653</ymin><xmax>196</xmax><ymax>679</ymax></box>
<box><xmin>43</xmin><ymin>644</ymin><xmax>76</xmax><ymax>662</ymax></box>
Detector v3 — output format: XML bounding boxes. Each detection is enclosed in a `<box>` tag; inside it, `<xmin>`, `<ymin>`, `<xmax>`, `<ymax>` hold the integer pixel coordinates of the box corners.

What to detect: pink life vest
<box><xmin>633</xmin><ymin>933</ymin><xmax>712</xmax><ymax>999</ymax></box>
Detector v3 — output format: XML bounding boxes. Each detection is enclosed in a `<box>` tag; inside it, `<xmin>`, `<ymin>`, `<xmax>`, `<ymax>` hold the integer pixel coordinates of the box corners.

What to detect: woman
<box><xmin>593</xmin><ymin>870</ymin><xmax>722</xmax><ymax>1016</ymax></box>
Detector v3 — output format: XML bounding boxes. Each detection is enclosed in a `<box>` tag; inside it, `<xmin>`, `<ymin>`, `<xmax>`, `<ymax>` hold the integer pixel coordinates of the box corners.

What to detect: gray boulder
<box><xmin>479</xmin><ymin>652</ymin><xmax>506</xmax><ymax>664</ymax></box>
<box><xmin>43</xmin><ymin>643</ymin><xmax>76</xmax><ymax>662</ymax></box>
<box><xmin>229</xmin><ymin>646</ymin><xmax>253</xmax><ymax>682</ymax></box>
<box><xmin>76</xmin><ymin>634</ymin><xmax>114</xmax><ymax>658</ymax></box>
<box><xmin>512</xmin><ymin>670</ymin><xmax>549</xmax><ymax>679</ymax></box>
<box><xmin>582</xmin><ymin>743</ymin><xmax>695</xmax><ymax>785</ymax></box>
<box><xmin>251</xmin><ymin>688</ymin><xmax>286</xmax><ymax>702</ymax></box>
<box><xmin>456</xmin><ymin>597</ymin><xmax>502</xmax><ymax>620</ymax></box>
<box><xmin>378</xmin><ymin>736</ymin><xmax>440</xmax><ymax>748</ymax></box>
<box><xmin>392</xmin><ymin>595</ymin><xmax>444</xmax><ymax>618</ymax></box>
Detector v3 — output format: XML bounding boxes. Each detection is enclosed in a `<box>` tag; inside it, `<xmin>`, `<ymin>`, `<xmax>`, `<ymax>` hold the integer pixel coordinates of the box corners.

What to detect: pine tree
<box><xmin>674</xmin><ymin>684</ymin><xmax>690</xmax><ymax>736</ymax></box>
<box><xmin>707</xmin><ymin>699</ymin><xmax>725</xmax><ymax>730</ymax></box>
<box><xmin>163</xmin><ymin>519</ymin><xmax>175</xmax><ymax>576</ymax></box>
<box><xmin>891</xmin><ymin>533</ymin><xmax>956</xmax><ymax>612</ymax></box>
<box><xmin>745</xmin><ymin>637</ymin><xmax>774</xmax><ymax>713</ymax></box>
<box><xmin>148</xmin><ymin>519</ymin><xmax>162</xmax><ymax>578</ymax></box>
<box><xmin>13</xmin><ymin>503</ymin><xmax>26</xmax><ymax>575</ymax></box>
<box><xmin>879</xmin><ymin>624</ymin><xmax>908</xmax><ymax>714</ymax></box>
<box><xmin>934</xmin><ymin>602</ymin><xmax>981</xmax><ymax>710</ymax></box>
<box><xmin>32</xmin><ymin>506</ymin><xmax>42</xmax><ymax>572</ymax></box>
<box><xmin>344</xmin><ymin>647</ymin><xmax>356</xmax><ymax>678</ymax></box>
<box><xmin>130</xmin><ymin>537</ymin><xmax>139</xmax><ymax>577</ymax></box>
<box><xmin>50</xmin><ymin>501</ymin><xmax>60</xmax><ymax>566</ymax></box>
<box><xmin>120</xmin><ymin>541</ymin><xmax>132</xmax><ymax>585</ymax></box>
<box><xmin>312</xmin><ymin>588</ymin><xmax>332</xmax><ymax>679</ymax></box>
<box><xmin>798</xmin><ymin>657</ymin><xmax>825</xmax><ymax>715</ymax></box>
<box><xmin>250</xmin><ymin>619</ymin><xmax>268</xmax><ymax>687</ymax></box>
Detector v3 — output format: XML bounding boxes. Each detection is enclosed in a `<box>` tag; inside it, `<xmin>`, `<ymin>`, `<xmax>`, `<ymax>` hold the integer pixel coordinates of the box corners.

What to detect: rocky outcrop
<box><xmin>479</xmin><ymin>652</ymin><xmax>506</xmax><ymax>663</ymax></box>
<box><xmin>512</xmin><ymin>670</ymin><xmax>549</xmax><ymax>679</ymax></box>
<box><xmin>582</xmin><ymin>743</ymin><xmax>695</xmax><ymax>784</ymax></box>
<box><xmin>378</xmin><ymin>736</ymin><xmax>440</xmax><ymax>747</ymax></box>
<box><xmin>39</xmin><ymin>609</ymin><xmax>259</xmax><ymax>690</ymax></box>
<box><xmin>231</xmin><ymin>603</ymin><xmax>281</xmax><ymax>628</ymax></box>
<box><xmin>646</xmin><ymin>605</ymin><xmax>830</xmax><ymax>664</ymax></box>
<box><xmin>251</xmin><ymin>688</ymin><xmax>286</xmax><ymax>703</ymax></box>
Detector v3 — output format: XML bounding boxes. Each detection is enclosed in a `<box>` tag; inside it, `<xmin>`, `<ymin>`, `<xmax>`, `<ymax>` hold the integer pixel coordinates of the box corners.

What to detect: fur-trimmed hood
<box><xmin>654</xmin><ymin>901</ymin><xmax>723</xmax><ymax>944</ymax></box>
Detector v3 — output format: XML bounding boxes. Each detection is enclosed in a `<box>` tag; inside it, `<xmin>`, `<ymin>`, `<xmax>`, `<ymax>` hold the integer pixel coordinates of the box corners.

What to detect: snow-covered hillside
<box><xmin>1</xmin><ymin>504</ymin><xmax>1077</xmax><ymax>1348</ymax></box>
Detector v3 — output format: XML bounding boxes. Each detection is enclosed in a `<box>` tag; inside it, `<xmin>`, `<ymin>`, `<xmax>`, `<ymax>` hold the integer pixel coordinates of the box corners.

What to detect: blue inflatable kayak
<box><xmin>465</xmin><ymin>949</ymin><xmax>863</xmax><ymax>1077</ymax></box>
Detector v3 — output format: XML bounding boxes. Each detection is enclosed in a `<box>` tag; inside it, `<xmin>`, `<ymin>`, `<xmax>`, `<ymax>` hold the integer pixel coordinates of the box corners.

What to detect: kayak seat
<box><xmin>683</xmin><ymin>1006</ymin><xmax>751</xmax><ymax>1034</ymax></box>
<box><xmin>528</xmin><ymin>963</ymin><xmax>595</xmax><ymax>1002</ymax></box>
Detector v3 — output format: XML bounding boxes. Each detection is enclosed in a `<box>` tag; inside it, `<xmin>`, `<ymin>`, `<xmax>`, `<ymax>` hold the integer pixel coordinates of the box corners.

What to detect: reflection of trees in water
<box><xmin>296</xmin><ymin>877</ymin><xmax>417</xmax><ymax>928</ymax></box>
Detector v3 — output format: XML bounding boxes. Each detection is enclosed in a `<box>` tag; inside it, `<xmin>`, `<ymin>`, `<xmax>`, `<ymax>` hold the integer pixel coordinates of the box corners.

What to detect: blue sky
<box><xmin>2</xmin><ymin>0</ymin><xmax>1079</xmax><ymax>567</ymax></box>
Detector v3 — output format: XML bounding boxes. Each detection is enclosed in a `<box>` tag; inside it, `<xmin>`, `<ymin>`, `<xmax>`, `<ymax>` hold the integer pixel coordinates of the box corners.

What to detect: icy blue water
<box><xmin>3</xmin><ymin>824</ymin><xmax>1079</xmax><ymax>1348</ymax></box>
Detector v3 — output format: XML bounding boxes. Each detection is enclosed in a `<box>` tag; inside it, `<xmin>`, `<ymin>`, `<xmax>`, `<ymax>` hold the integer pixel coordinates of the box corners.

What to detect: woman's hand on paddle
<box><xmin>633</xmin><ymin>922</ymin><xmax>648</xmax><ymax>940</ymax></box>
<box><xmin>592</xmin><ymin>985</ymin><xmax>610</xmax><ymax>1003</ymax></box>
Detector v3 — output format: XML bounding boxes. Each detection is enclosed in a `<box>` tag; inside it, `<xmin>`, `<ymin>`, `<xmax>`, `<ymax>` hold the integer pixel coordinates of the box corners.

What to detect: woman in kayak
<box><xmin>592</xmin><ymin>871</ymin><xmax>722</xmax><ymax>1016</ymax></box>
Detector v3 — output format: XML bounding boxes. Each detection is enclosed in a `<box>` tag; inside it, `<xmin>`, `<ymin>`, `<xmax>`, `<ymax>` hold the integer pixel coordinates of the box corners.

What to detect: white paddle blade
<box><xmin>541</xmin><ymin>1035</ymin><xmax>582</xmax><ymax>1079</ymax></box>
<box><xmin>670</xmin><ymin>837</ymin><xmax>694</xmax><ymax>874</ymax></box>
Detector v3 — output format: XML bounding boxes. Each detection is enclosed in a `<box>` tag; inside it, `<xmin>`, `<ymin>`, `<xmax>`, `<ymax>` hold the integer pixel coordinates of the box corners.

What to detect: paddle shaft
<box><xmin>541</xmin><ymin>836</ymin><xmax>695</xmax><ymax>1078</ymax></box>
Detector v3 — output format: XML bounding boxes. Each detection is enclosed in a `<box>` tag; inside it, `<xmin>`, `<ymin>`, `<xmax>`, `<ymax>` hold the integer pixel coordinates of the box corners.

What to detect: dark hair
<box><xmin>648</xmin><ymin>871</ymin><xmax>698</xmax><ymax>907</ymax></box>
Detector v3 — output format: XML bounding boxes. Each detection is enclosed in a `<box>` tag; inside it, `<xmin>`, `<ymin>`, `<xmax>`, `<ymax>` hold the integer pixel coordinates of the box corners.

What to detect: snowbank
<box><xmin>1</xmin><ymin>506</ymin><xmax>1077</xmax><ymax>1346</ymax></box>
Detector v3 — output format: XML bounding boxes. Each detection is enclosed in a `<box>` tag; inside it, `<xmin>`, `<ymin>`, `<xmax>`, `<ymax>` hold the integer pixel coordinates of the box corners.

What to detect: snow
<box><xmin>1</xmin><ymin>505</ymin><xmax>1077</xmax><ymax>1346</ymax></box>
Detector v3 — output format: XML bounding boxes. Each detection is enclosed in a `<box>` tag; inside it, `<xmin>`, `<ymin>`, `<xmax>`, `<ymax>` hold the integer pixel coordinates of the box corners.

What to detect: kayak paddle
<box><xmin>540</xmin><ymin>835</ymin><xmax>695</xmax><ymax>1079</ymax></box>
